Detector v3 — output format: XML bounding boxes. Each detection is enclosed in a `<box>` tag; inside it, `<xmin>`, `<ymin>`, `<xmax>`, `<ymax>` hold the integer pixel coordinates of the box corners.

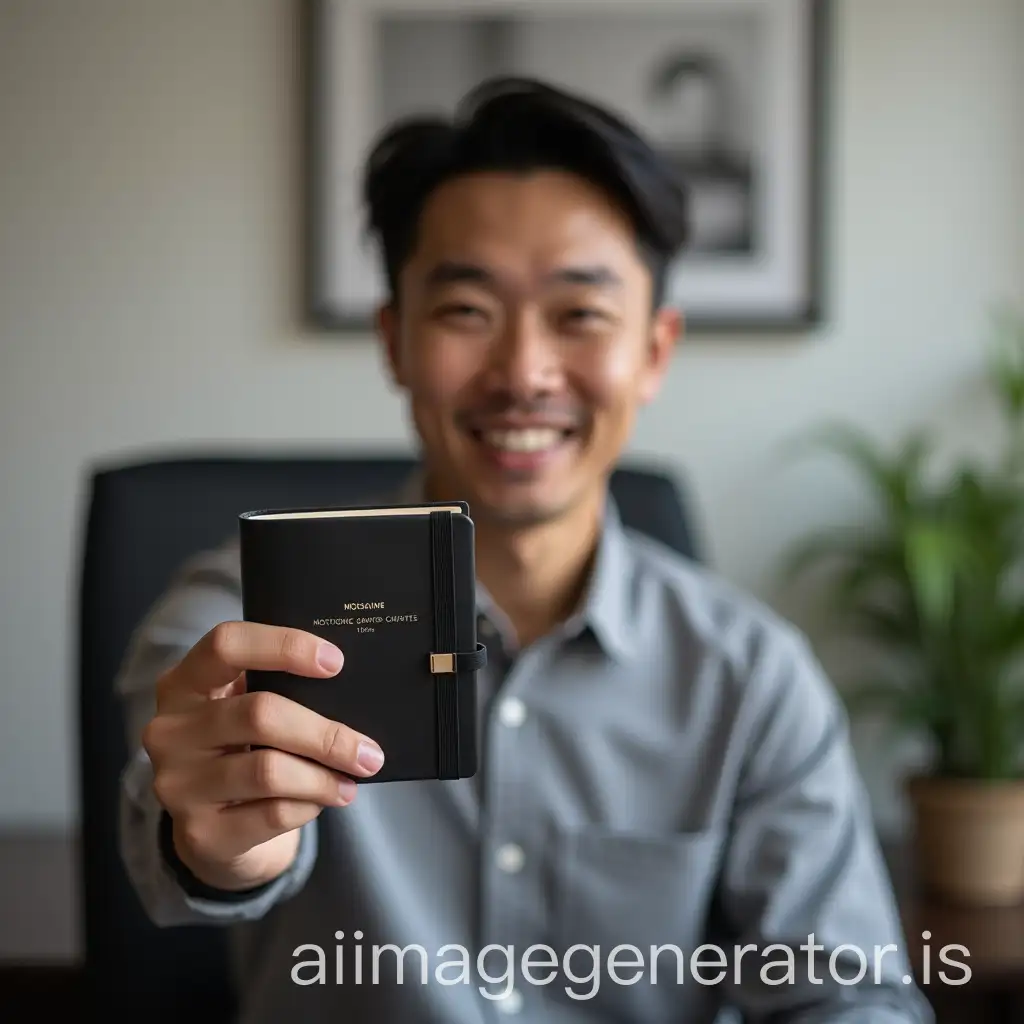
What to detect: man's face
<box><xmin>380</xmin><ymin>170</ymin><xmax>680</xmax><ymax>528</ymax></box>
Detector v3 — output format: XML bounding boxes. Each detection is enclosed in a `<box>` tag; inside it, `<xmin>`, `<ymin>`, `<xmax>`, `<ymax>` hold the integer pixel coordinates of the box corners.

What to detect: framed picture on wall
<box><xmin>303</xmin><ymin>0</ymin><xmax>831</xmax><ymax>334</ymax></box>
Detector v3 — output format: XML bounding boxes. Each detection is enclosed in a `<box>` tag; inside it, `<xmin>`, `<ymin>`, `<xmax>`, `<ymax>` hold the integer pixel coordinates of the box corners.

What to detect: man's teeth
<box><xmin>482</xmin><ymin>428</ymin><xmax>564</xmax><ymax>453</ymax></box>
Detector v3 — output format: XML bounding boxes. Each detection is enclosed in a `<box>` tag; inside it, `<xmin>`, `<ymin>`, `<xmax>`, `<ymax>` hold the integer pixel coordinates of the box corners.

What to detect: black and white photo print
<box><xmin>306</xmin><ymin>0</ymin><xmax>830</xmax><ymax>334</ymax></box>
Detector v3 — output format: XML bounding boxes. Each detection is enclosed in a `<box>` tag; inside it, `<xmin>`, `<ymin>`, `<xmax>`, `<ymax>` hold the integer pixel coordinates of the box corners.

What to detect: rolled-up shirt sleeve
<box><xmin>717</xmin><ymin>631</ymin><xmax>934</xmax><ymax>1023</ymax></box>
<box><xmin>115</xmin><ymin>543</ymin><xmax>318</xmax><ymax>926</ymax></box>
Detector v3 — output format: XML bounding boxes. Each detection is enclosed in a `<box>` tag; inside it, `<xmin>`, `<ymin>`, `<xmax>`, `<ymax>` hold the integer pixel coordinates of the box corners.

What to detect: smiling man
<box><xmin>118</xmin><ymin>78</ymin><xmax>933</xmax><ymax>1022</ymax></box>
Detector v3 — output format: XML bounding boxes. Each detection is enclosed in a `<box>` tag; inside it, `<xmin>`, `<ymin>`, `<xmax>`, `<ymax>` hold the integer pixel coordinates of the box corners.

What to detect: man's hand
<box><xmin>142</xmin><ymin>621</ymin><xmax>384</xmax><ymax>892</ymax></box>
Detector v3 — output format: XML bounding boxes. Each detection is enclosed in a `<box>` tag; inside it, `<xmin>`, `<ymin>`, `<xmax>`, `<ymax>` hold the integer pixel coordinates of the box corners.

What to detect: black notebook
<box><xmin>238</xmin><ymin>501</ymin><xmax>485</xmax><ymax>782</ymax></box>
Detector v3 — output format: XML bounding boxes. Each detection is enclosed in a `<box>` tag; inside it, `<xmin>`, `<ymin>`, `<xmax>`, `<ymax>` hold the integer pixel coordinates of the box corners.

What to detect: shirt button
<box><xmin>498</xmin><ymin>697</ymin><xmax>526</xmax><ymax>727</ymax></box>
<box><xmin>495</xmin><ymin>842</ymin><xmax>525</xmax><ymax>874</ymax></box>
<box><xmin>496</xmin><ymin>988</ymin><xmax>523</xmax><ymax>1014</ymax></box>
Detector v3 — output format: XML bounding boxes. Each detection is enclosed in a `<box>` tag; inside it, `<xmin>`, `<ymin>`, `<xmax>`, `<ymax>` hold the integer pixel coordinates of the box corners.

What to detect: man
<box><xmin>118</xmin><ymin>77</ymin><xmax>932</xmax><ymax>1022</ymax></box>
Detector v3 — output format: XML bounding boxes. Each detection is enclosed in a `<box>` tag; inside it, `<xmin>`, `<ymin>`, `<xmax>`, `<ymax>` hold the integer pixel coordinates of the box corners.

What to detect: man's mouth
<box><xmin>465</xmin><ymin>424</ymin><xmax>580</xmax><ymax>473</ymax></box>
<box><xmin>472</xmin><ymin>427</ymin><xmax>574</xmax><ymax>453</ymax></box>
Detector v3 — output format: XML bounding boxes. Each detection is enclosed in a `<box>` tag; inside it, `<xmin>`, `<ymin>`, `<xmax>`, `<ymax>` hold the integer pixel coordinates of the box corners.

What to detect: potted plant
<box><xmin>782</xmin><ymin>308</ymin><xmax>1024</xmax><ymax>905</ymax></box>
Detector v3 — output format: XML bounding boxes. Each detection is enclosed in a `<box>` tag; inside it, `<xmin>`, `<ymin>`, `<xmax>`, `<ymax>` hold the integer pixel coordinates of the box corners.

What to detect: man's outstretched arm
<box><xmin>117</xmin><ymin>544</ymin><xmax>321</xmax><ymax>926</ymax></box>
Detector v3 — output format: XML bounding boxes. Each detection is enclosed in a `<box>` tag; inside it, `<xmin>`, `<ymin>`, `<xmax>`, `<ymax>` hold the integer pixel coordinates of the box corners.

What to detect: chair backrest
<box><xmin>77</xmin><ymin>452</ymin><xmax>702</xmax><ymax>1017</ymax></box>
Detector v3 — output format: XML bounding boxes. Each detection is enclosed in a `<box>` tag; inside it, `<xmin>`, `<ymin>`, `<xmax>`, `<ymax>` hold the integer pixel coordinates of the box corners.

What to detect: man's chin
<box><xmin>475</xmin><ymin>503</ymin><xmax>562</xmax><ymax>528</ymax></box>
<box><xmin>463</xmin><ymin>481</ymin><xmax>586</xmax><ymax>529</ymax></box>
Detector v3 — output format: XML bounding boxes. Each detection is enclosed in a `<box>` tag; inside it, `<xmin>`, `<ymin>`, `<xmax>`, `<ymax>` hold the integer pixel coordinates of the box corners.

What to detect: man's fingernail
<box><xmin>316</xmin><ymin>642</ymin><xmax>343</xmax><ymax>673</ymax></box>
<box><xmin>356</xmin><ymin>740</ymin><xmax>385</xmax><ymax>774</ymax></box>
<box><xmin>338</xmin><ymin>778</ymin><xmax>357</xmax><ymax>804</ymax></box>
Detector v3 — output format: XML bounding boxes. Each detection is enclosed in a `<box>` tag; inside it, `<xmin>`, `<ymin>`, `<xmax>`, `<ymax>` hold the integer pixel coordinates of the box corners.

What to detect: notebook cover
<box><xmin>238</xmin><ymin>501</ymin><xmax>479</xmax><ymax>782</ymax></box>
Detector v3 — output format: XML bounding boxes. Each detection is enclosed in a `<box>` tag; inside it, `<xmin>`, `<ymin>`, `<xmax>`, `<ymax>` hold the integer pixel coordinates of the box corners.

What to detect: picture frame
<box><xmin>303</xmin><ymin>0</ymin><xmax>831</xmax><ymax>335</ymax></box>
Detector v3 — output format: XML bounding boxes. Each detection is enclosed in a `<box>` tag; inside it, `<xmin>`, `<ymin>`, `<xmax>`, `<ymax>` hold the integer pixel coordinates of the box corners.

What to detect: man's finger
<box><xmin>195</xmin><ymin>691</ymin><xmax>385</xmax><ymax>778</ymax></box>
<box><xmin>214</xmin><ymin>799</ymin><xmax>327</xmax><ymax>859</ymax></box>
<box><xmin>156</xmin><ymin>621</ymin><xmax>343</xmax><ymax>711</ymax></box>
<box><xmin>155</xmin><ymin>748</ymin><xmax>357</xmax><ymax>812</ymax></box>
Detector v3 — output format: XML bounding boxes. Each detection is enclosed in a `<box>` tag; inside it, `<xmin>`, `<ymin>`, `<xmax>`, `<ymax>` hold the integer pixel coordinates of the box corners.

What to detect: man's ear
<box><xmin>638</xmin><ymin>305</ymin><xmax>682</xmax><ymax>405</ymax></box>
<box><xmin>377</xmin><ymin>303</ymin><xmax>406</xmax><ymax>388</ymax></box>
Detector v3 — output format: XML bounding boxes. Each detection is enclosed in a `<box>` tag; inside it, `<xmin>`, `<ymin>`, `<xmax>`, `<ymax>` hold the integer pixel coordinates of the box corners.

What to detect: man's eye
<box><xmin>433</xmin><ymin>303</ymin><xmax>491</xmax><ymax>328</ymax></box>
<box><xmin>562</xmin><ymin>308</ymin><xmax>608</xmax><ymax>329</ymax></box>
<box><xmin>438</xmin><ymin>303</ymin><xmax>484</xmax><ymax>318</ymax></box>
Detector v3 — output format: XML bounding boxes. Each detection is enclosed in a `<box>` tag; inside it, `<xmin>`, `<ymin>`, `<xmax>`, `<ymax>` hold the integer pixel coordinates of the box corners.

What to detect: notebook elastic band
<box><xmin>428</xmin><ymin>510</ymin><xmax>486</xmax><ymax>778</ymax></box>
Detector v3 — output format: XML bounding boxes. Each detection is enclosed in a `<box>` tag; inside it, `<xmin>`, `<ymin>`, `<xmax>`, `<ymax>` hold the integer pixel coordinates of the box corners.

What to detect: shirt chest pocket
<box><xmin>551</xmin><ymin>826</ymin><xmax>726</xmax><ymax>958</ymax></box>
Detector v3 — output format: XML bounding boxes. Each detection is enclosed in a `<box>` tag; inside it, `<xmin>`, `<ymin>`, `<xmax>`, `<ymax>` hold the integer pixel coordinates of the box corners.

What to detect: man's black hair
<box><xmin>361</xmin><ymin>75</ymin><xmax>689</xmax><ymax>308</ymax></box>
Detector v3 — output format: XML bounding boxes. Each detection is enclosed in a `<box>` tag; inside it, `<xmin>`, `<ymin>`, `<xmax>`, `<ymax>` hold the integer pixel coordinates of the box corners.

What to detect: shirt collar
<box><xmin>392</xmin><ymin>468</ymin><xmax>638</xmax><ymax>662</ymax></box>
<box><xmin>560</xmin><ymin>494</ymin><xmax>638</xmax><ymax>663</ymax></box>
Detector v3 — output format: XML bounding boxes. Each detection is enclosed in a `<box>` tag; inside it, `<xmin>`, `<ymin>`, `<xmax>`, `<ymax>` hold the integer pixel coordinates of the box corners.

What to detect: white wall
<box><xmin>0</xmin><ymin>0</ymin><xmax>1021</xmax><ymax>834</ymax></box>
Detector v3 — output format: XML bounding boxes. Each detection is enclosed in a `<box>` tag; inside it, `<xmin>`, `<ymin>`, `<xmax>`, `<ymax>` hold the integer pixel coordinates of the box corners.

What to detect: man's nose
<box><xmin>485</xmin><ymin>311</ymin><xmax>562</xmax><ymax>397</ymax></box>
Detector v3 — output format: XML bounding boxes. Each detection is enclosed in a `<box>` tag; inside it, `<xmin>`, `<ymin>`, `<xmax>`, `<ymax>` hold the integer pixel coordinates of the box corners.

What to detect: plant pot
<box><xmin>905</xmin><ymin>775</ymin><xmax>1024</xmax><ymax>906</ymax></box>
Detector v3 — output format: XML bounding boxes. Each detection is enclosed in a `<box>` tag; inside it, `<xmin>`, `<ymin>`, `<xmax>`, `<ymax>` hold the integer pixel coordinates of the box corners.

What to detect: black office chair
<box><xmin>76</xmin><ymin>452</ymin><xmax>703</xmax><ymax>1020</ymax></box>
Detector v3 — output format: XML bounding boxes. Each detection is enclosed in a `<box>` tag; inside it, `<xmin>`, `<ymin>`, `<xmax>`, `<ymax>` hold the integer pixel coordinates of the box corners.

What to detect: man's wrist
<box><xmin>157</xmin><ymin>810</ymin><xmax>277</xmax><ymax>903</ymax></box>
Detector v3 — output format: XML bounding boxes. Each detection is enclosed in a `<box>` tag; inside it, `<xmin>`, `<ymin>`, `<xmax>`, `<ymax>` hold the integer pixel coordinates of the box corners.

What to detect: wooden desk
<box><xmin>885</xmin><ymin>842</ymin><xmax>1024</xmax><ymax>1023</ymax></box>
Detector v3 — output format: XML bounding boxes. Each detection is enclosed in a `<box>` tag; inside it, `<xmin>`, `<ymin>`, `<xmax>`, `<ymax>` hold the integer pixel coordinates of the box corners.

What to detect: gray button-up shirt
<box><xmin>117</xmin><ymin>489</ymin><xmax>933</xmax><ymax>1023</ymax></box>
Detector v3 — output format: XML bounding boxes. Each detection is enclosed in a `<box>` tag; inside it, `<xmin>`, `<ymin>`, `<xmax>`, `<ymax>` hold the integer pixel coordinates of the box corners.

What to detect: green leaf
<box><xmin>903</xmin><ymin>521</ymin><xmax>964</xmax><ymax>628</ymax></box>
<box><xmin>986</xmin><ymin>605</ymin><xmax>1024</xmax><ymax>659</ymax></box>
